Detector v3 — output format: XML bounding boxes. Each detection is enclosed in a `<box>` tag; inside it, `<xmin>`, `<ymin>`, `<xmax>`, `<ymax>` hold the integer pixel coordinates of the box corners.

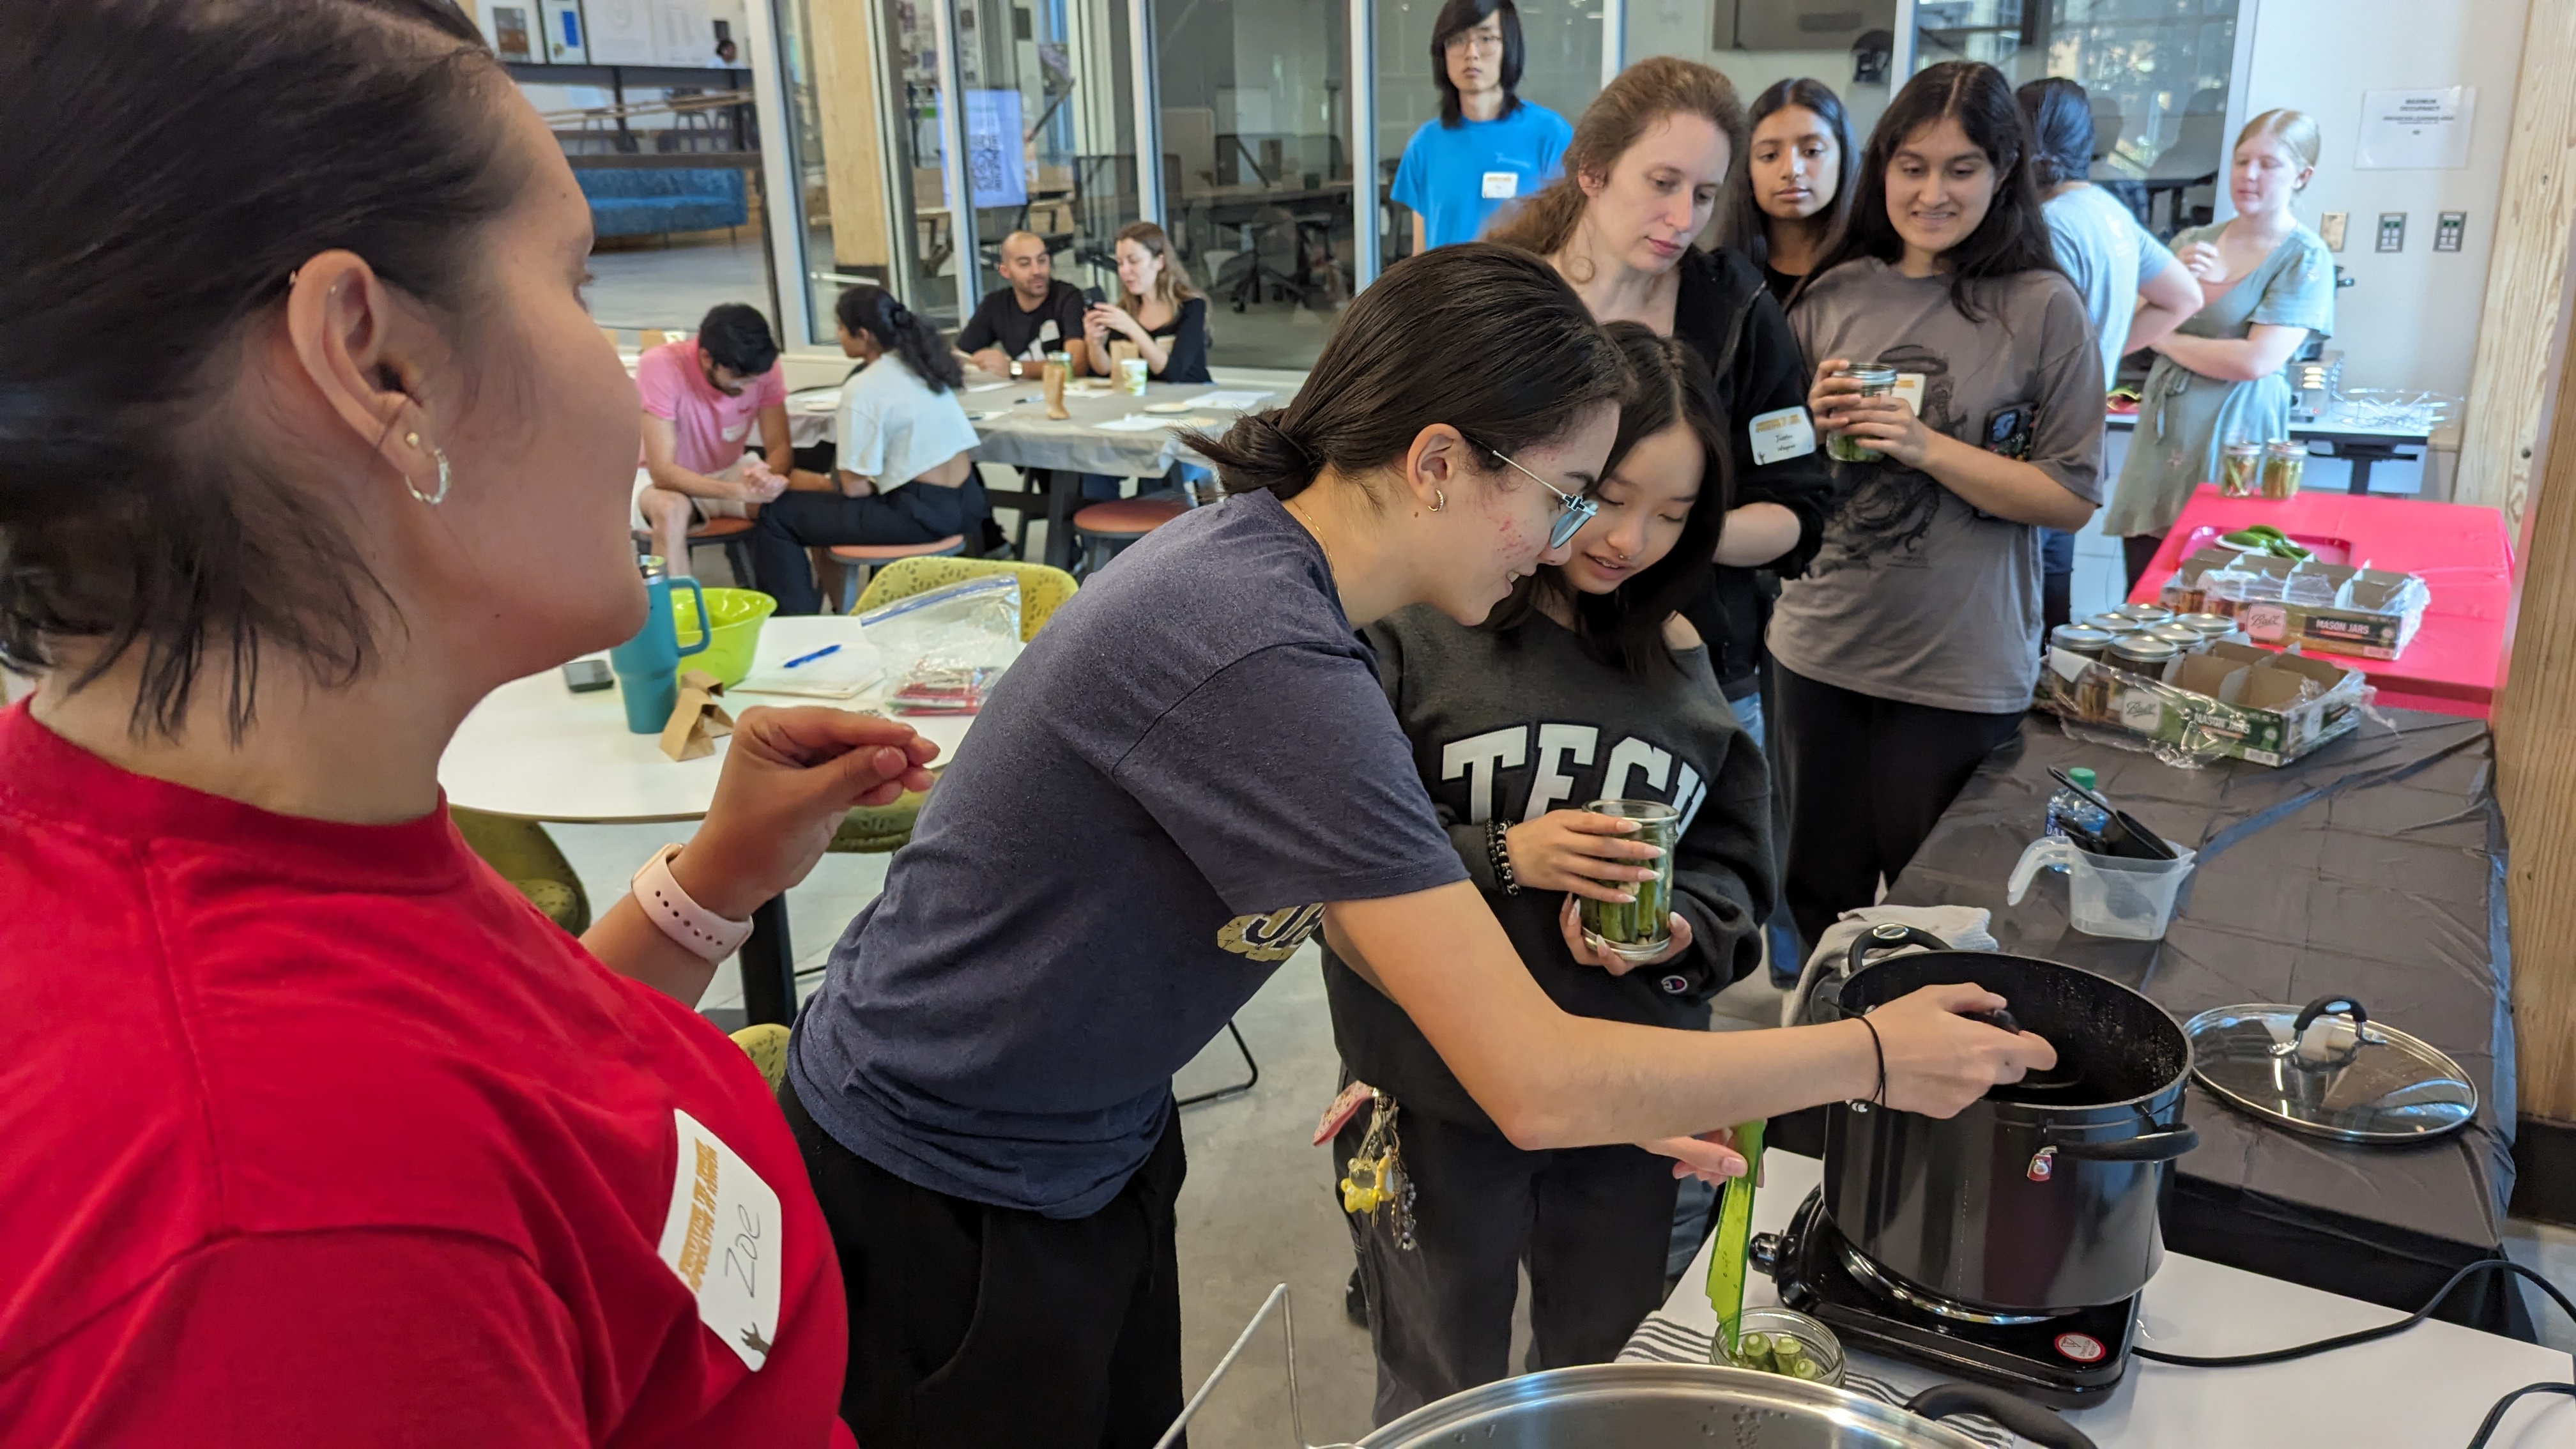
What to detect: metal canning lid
<box><xmin>2110</xmin><ymin>636</ymin><xmax>2178</xmax><ymax>664</ymax></box>
<box><xmin>1844</xmin><ymin>362</ymin><xmax>1899</xmax><ymax>386</ymax></box>
<box><xmin>2051</xmin><ymin>625</ymin><xmax>2116</xmax><ymax>653</ymax></box>
<box><xmin>2108</xmin><ymin>603</ymin><xmax>2175</xmax><ymax>623</ymax></box>
<box><xmin>2175</xmin><ymin>611</ymin><xmax>2237</xmax><ymax>636</ymax></box>
<box><xmin>2264</xmin><ymin>439</ymin><xmax>2307</xmax><ymax>457</ymax></box>
<box><xmin>2183</xmin><ymin>999</ymin><xmax>2478</xmax><ymax>1144</ymax></box>
<box><xmin>2143</xmin><ymin>624</ymin><xmax>2205</xmax><ymax>647</ymax></box>
<box><xmin>2083</xmin><ymin>611</ymin><xmax>2145</xmax><ymax>634</ymax></box>
<box><xmin>2223</xmin><ymin>441</ymin><xmax>2263</xmax><ymax>457</ymax></box>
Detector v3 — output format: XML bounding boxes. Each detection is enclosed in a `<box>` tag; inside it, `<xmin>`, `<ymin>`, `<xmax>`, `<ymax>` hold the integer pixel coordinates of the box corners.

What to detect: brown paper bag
<box><xmin>1108</xmin><ymin>340</ymin><xmax>1140</xmax><ymax>365</ymax></box>
<box><xmin>659</xmin><ymin>669</ymin><xmax>735</xmax><ymax>762</ymax></box>
<box><xmin>1043</xmin><ymin>361</ymin><xmax>1070</xmax><ymax>420</ymax></box>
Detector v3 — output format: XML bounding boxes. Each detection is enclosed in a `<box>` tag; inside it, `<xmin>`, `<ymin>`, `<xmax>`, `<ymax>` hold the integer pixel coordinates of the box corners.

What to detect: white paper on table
<box><xmin>1094</xmin><ymin>413</ymin><xmax>1187</xmax><ymax>433</ymax></box>
<box><xmin>1184</xmin><ymin>390</ymin><xmax>1272</xmax><ymax>411</ymax></box>
<box><xmin>965</xmin><ymin>381</ymin><xmax>1013</xmax><ymax>392</ymax></box>
<box><xmin>733</xmin><ymin>638</ymin><xmax>886</xmax><ymax>699</ymax></box>
<box><xmin>798</xmin><ymin>396</ymin><xmax>840</xmax><ymax>413</ymax></box>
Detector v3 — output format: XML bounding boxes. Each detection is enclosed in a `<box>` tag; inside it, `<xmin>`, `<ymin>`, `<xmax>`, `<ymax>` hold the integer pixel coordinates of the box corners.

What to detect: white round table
<box><xmin>440</xmin><ymin>615</ymin><xmax>977</xmax><ymax>1022</ymax></box>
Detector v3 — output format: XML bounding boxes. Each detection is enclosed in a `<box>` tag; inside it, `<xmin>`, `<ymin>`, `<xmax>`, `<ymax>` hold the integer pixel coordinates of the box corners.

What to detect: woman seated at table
<box><xmin>1083</xmin><ymin>221</ymin><xmax>1211</xmax><ymax>386</ymax></box>
<box><xmin>749</xmin><ymin>284</ymin><xmax>987</xmax><ymax>614</ymax></box>
<box><xmin>1328</xmin><ymin>324</ymin><xmax>1774</xmax><ymax>1422</ymax></box>
<box><xmin>1</xmin><ymin>1</ymin><xmax>938</xmax><ymax>1440</ymax></box>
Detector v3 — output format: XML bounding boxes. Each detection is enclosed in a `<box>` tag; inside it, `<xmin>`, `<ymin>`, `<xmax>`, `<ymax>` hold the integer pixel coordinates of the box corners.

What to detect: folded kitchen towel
<box><xmin>1782</xmin><ymin>905</ymin><xmax>1998</xmax><ymax>1029</ymax></box>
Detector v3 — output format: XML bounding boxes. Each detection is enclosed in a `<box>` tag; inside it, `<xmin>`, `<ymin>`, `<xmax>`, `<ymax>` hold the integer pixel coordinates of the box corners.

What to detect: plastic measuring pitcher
<box><xmin>606</xmin><ymin>556</ymin><xmax>709</xmax><ymax>733</ymax></box>
<box><xmin>2008</xmin><ymin>836</ymin><xmax>2197</xmax><ymax>940</ymax></box>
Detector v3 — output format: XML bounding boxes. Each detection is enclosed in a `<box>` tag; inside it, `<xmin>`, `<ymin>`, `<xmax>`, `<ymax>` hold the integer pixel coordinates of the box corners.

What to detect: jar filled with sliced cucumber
<box><xmin>1578</xmin><ymin>799</ymin><xmax>1680</xmax><ymax>963</ymax></box>
<box><xmin>1713</xmin><ymin>1307</ymin><xmax>1846</xmax><ymax>1386</ymax></box>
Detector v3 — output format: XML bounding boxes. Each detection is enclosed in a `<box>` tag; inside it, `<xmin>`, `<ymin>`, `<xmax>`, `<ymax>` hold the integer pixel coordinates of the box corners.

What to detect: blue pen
<box><xmin>782</xmin><ymin>643</ymin><xmax>843</xmax><ymax>670</ymax></box>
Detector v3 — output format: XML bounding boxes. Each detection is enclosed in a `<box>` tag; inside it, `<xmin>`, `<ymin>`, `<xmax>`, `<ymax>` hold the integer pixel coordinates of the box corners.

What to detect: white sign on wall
<box><xmin>2356</xmin><ymin>87</ymin><xmax>2476</xmax><ymax>171</ymax></box>
<box><xmin>583</xmin><ymin>0</ymin><xmax>659</xmax><ymax>65</ymax></box>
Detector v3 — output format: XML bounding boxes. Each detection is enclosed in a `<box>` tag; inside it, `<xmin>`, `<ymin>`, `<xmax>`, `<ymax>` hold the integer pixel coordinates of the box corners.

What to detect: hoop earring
<box><xmin>408</xmin><ymin>447</ymin><xmax>452</xmax><ymax>507</ymax></box>
<box><xmin>1432</xmin><ymin>489</ymin><xmax>1446</xmax><ymax>512</ymax></box>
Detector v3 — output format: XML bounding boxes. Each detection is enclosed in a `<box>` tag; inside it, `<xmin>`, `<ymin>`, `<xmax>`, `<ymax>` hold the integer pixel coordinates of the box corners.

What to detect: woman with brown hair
<box><xmin>1489</xmin><ymin>57</ymin><xmax>1827</xmax><ymax>768</ymax></box>
<box><xmin>1083</xmin><ymin>220</ymin><xmax>1211</xmax><ymax>385</ymax></box>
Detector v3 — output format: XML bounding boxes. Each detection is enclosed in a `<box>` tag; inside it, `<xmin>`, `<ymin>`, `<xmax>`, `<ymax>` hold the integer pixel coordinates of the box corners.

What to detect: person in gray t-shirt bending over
<box><xmin>2019</xmin><ymin>77</ymin><xmax>2202</xmax><ymax>634</ymax></box>
<box><xmin>1770</xmin><ymin>61</ymin><xmax>2103</xmax><ymax>950</ymax></box>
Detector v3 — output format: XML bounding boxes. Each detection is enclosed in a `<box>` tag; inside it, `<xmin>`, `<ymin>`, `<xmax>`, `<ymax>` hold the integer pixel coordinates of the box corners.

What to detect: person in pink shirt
<box><xmin>634</xmin><ymin>303</ymin><xmax>804</xmax><ymax>574</ymax></box>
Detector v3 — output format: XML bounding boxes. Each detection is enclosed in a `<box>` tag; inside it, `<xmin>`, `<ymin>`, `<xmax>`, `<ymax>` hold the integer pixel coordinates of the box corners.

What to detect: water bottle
<box><xmin>606</xmin><ymin>555</ymin><xmax>709</xmax><ymax>733</ymax></box>
<box><xmin>2044</xmin><ymin>767</ymin><xmax>2113</xmax><ymax>871</ymax></box>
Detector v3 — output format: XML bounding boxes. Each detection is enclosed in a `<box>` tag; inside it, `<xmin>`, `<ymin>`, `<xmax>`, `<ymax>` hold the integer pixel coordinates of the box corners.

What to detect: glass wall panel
<box><xmin>1375</xmin><ymin>0</ymin><xmax>1604</xmax><ymax>267</ymax></box>
<box><xmin>1913</xmin><ymin>0</ymin><xmax>2242</xmax><ymax>236</ymax></box>
<box><xmin>1625</xmin><ymin>0</ymin><xmax>1900</xmax><ymax>148</ymax></box>
<box><xmin>1156</xmin><ymin>0</ymin><xmax>1354</xmax><ymax>370</ymax></box>
<box><xmin>951</xmin><ymin>0</ymin><xmax>1143</xmax><ymax>310</ymax></box>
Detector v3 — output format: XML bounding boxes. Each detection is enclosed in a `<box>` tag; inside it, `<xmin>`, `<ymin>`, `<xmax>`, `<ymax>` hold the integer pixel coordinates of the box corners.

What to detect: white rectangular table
<box><xmin>1629</xmin><ymin>1151</ymin><xmax>2572</xmax><ymax>1448</ymax></box>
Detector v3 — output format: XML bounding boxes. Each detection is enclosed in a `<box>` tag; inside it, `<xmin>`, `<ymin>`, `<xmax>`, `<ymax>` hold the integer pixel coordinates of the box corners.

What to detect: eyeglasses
<box><xmin>1471</xmin><ymin>438</ymin><xmax>1598</xmax><ymax>550</ymax></box>
<box><xmin>1442</xmin><ymin>29</ymin><xmax>1504</xmax><ymax>55</ymax></box>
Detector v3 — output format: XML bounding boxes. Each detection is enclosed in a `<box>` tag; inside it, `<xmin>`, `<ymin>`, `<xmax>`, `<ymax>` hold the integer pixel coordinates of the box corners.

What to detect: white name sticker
<box><xmin>1482</xmin><ymin>170</ymin><xmax>1519</xmax><ymax>199</ymax></box>
<box><xmin>656</xmin><ymin>1108</ymin><xmax>783</xmax><ymax>1372</ymax></box>
<box><xmin>721</xmin><ymin>422</ymin><xmax>749</xmax><ymax>443</ymax></box>
<box><xmin>1892</xmin><ymin>374</ymin><xmax>1927</xmax><ymax>418</ymax></box>
<box><xmin>1749</xmin><ymin>406</ymin><xmax>1818</xmax><ymax>465</ymax></box>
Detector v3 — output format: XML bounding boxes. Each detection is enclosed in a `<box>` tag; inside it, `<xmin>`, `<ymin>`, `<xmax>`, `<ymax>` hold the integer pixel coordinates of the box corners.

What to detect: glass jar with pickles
<box><xmin>2261</xmin><ymin>440</ymin><xmax>2307</xmax><ymax>500</ymax></box>
<box><xmin>1826</xmin><ymin>362</ymin><xmax>1900</xmax><ymax>463</ymax></box>
<box><xmin>2220</xmin><ymin>441</ymin><xmax>2263</xmax><ymax>498</ymax></box>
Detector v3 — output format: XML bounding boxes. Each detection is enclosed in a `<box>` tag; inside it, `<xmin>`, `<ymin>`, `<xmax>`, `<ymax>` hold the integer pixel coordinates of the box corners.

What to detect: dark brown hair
<box><xmin>1486</xmin><ymin>56</ymin><xmax>1745</xmax><ymax>257</ymax></box>
<box><xmin>1486</xmin><ymin>323</ymin><xmax>1730</xmax><ymax>676</ymax></box>
<box><xmin>1188</xmin><ymin>243</ymin><xmax>1622</xmax><ymax>503</ymax></box>
<box><xmin>0</xmin><ymin>0</ymin><xmax>516</xmax><ymax>736</ymax></box>
<box><xmin>1430</xmin><ymin>0</ymin><xmax>1526</xmax><ymax>127</ymax></box>
<box><xmin>1719</xmin><ymin>77</ymin><xmax>1859</xmax><ymax>282</ymax></box>
<box><xmin>1808</xmin><ymin>61</ymin><xmax>2061</xmax><ymax>323</ymax></box>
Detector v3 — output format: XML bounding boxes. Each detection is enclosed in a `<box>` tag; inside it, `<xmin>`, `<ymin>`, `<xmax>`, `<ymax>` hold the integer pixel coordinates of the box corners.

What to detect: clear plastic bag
<box><xmin>857</xmin><ymin>574</ymin><xmax>1023</xmax><ymax>714</ymax></box>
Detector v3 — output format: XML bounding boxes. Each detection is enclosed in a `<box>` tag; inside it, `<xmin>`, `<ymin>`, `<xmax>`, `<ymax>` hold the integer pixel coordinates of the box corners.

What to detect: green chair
<box><xmin>827</xmin><ymin>557</ymin><xmax>1078</xmax><ymax>855</ymax></box>
<box><xmin>452</xmin><ymin>807</ymin><xmax>592</xmax><ymax>935</ymax></box>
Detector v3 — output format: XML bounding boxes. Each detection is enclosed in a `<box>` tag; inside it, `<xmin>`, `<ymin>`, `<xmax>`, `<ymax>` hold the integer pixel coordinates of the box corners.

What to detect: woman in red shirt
<box><xmin>0</xmin><ymin>1</ymin><xmax>931</xmax><ymax>1443</ymax></box>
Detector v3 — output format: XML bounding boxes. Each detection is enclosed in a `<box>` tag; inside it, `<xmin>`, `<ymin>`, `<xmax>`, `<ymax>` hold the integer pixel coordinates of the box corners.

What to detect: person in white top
<box><xmin>747</xmin><ymin>286</ymin><xmax>986</xmax><ymax>613</ymax></box>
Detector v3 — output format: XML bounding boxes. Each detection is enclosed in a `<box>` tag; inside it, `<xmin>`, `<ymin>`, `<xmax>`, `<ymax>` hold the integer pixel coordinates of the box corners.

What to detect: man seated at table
<box><xmin>633</xmin><ymin>303</ymin><xmax>810</xmax><ymax>576</ymax></box>
<box><xmin>956</xmin><ymin>231</ymin><xmax>1094</xmax><ymax>380</ymax></box>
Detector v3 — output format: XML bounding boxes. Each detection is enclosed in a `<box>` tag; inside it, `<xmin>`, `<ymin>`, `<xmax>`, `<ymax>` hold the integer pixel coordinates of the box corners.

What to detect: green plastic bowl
<box><xmin>670</xmin><ymin>586</ymin><xmax>776</xmax><ymax>688</ymax></box>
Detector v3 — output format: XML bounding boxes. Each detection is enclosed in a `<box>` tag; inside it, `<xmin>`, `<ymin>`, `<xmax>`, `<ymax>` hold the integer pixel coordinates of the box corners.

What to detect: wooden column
<box><xmin>805</xmin><ymin>0</ymin><xmax>896</xmax><ymax>272</ymax></box>
<box><xmin>2456</xmin><ymin>0</ymin><xmax>2576</xmax><ymax>527</ymax></box>
<box><xmin>2495</xmin><ymin>224</ymin><xmax>2576</xmax><ymax>1154</ymax></box>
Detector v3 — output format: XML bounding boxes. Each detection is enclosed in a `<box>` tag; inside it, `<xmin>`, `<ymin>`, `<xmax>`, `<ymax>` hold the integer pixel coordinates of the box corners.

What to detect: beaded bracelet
<box><xmin>1486</xmin><ymin>818</ymin><xmax>1520</xmax><ymax>896</ymax></box>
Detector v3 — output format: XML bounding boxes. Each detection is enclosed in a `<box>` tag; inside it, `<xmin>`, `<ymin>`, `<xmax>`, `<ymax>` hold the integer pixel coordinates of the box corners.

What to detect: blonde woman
<box><xmin>1083</xmin><ymin>221</ymin><xmax>1212</xmax><ymax>384</ymax></box>
<box><xmin>2103</xmin><ymin>109</ymin><xmax>2334</xmax><ymax>586</ymax></box>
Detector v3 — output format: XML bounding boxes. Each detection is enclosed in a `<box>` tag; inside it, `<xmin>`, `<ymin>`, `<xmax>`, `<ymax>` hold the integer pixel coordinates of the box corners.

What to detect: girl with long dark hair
<box><xmin>747</xmin><ymin>283</ymin><xmax>986</xmax><ymax>613</ymax></box>
<box><xmin>1723</xmin><ymin>77</ymin><xmax>1859</xmax><ymax>304</ymax></box>
<box><xmin>1772</xmin><ymin>61</ymin><xmax>2105</xmax><ymax>947</ymax></box>
<box><xmin>779</xmin><ymin>243</ymin><xmax>2050</xmax><ymax>1446</ymax></box>
<box><xmin>1327</xmin><ymin>325</ymin><xmax>1774</xmax><ymax>1422</ymax></box>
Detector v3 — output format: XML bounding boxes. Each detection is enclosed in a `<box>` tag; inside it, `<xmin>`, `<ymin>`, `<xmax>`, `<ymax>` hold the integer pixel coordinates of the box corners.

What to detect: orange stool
<box><xmin>631</xmin><ymin>514</ymin><xmax>759</xmax><ymax>581</ymax></box>
<box><xmin>825</xmin><ymin>535</ymin><xmax>967</xmax><ymax>613</ymax></box>
<box><xmin>1070</xmin><ymin>497</ymin><xmax>1188</xmax><ymax>576</ymax></box>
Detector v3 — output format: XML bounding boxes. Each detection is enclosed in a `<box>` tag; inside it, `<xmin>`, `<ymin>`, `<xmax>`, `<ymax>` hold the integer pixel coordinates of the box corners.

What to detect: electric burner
<box><xmin>1753</xmin><ymin>1190</ymin><xmax>2138</xmax><ymax>1409</ymax></box>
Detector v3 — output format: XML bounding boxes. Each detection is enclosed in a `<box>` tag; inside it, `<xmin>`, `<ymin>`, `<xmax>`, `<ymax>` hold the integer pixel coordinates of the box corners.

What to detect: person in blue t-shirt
<box><xmin>1392</xmin><ymin>0</ymin><xmax>1573</xmax><ymax>252</ymax></box>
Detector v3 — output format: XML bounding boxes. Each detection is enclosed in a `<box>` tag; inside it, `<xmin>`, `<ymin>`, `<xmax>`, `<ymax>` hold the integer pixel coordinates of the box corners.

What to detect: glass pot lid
<box><xmin>2182</xmin><ymin>995</ymin><xmax>2477</xmax><ymax>1144</ymax></box>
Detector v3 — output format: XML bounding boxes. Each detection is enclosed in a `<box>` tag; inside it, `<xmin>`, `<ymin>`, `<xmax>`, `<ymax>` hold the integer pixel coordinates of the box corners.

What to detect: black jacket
<box><xmin>1671</xmin><ymin>245</ymin><xmax>1831</xmax><ymax>698</ymax></box>
<box><xmin>1322</xmin><ymin>606</ymin><xmax>1775</xmax><ymax>1131</ymax></box>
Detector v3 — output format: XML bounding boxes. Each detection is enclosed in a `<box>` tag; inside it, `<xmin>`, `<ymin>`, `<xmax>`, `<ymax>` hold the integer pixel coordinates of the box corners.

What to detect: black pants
<box><xmin>748</xmin><ymin>480</ymin><xmax>985</xmax><ymax>615</ymax></box>
<box><xmin>1772</xmin><ymin>663</ymin><xmax>2024</xmax><ymax>948</ymax></box>
<box><xmin>783</xmin><ymin>1075</ymin><xmax>1187</xmax><ymax>1449</ymax></box>
<box><xmin>2039</xmin><ymin>526</ymin><xmax>2077</xmax><ymax>637</ymax></box>
<box><xmin>1341</xmin><ymin>1104</ymin><xmax>1678</xmax><ymax>1426</ymax></box>
<box><xmin>2122</xmin><ymin>533</ymin><xmax>2165</xmax><ymax>595</ymax></box>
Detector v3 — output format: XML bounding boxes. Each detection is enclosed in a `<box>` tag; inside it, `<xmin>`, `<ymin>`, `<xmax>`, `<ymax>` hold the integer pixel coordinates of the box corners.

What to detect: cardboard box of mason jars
<box><xmin>2041</xmin><ymin>640</ymin><xmax>2369</xmax><ymax>766</ymax></box>
<box><xmin>2161</xmin><ymin>548</ymin><xmax>2430</xmax><ymax>659</ymax></box>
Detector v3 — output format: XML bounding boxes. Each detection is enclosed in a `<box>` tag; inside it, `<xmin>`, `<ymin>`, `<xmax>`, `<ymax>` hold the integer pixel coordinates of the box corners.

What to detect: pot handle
<box><xmin>2043</xmin><ymin>1125</ymin><xmax>2200</xmax><ymax>1162</ymax></box>
<box><xmin>1904</xmin><ymin>1384</ymin><xmax>2101</xmax><ymax>1449</ymax></box>
<box><xmin>1843</xmin><ymin>922</ymin><xmax>1953</xmax><ymax>984</ymax></box>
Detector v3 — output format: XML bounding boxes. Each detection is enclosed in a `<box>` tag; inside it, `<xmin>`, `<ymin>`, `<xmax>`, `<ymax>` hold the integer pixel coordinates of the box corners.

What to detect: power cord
<box><xmin>2130</xmin><ymin>1257</ymin><xmax>2573</xmax><ymax>1448</ymax></box>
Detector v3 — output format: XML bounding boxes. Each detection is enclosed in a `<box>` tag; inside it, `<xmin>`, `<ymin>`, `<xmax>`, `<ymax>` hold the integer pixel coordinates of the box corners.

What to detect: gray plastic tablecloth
<box><xmin>788</xmin><ymin>379</ymin><xmax>1271</xmax><ymax>477</ymax></box>
<box><xmin>1873</xmin><ymin>709</ymin><xmax>2531</xmax><ymax>1336</ymax></box>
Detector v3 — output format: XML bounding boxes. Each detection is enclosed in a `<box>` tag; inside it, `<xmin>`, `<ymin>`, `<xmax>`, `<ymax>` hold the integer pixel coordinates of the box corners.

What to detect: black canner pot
<box><xmin>1821</xmin><ymin>926</ymin><xmax>2197</xmax><ymax>1317</ymax></box>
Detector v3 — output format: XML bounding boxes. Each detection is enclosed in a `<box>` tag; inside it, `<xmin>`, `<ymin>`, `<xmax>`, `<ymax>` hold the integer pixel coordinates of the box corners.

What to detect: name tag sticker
<box><xmin>657</xmin><ymin>1108</ymin><xmax>783</xmax><ymax>1372</ymax></box>
<box><xmin>721</xmin><ymin>422</ymin><xmax>749</xmax><ymax>443</ymax></box>
<box><xmin>1892</xmin><ymin>374</ymin><xmax>1927</xmax><ymax>417</ymax></box>
<box><xmin>1482</xmin><ymin>170</ymin><xmax>1519</xmax><ymax>199</ymax></box>
<box><xmin>1749</xmin><ymin>406</ymin><xmax>1817</xmax><ymax>465</ymax></box>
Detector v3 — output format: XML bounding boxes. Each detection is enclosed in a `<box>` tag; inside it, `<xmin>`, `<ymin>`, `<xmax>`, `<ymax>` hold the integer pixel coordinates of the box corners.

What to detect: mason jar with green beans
<box><xmin>1826</xmin><ymin>362</ymin><xmax>1900</xmax><ymax>463</ymax></box>
<box><xmin>1579</xmin><ymin>799</ymin><xmax>1680</xmax><ymax>962</ymax></box>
